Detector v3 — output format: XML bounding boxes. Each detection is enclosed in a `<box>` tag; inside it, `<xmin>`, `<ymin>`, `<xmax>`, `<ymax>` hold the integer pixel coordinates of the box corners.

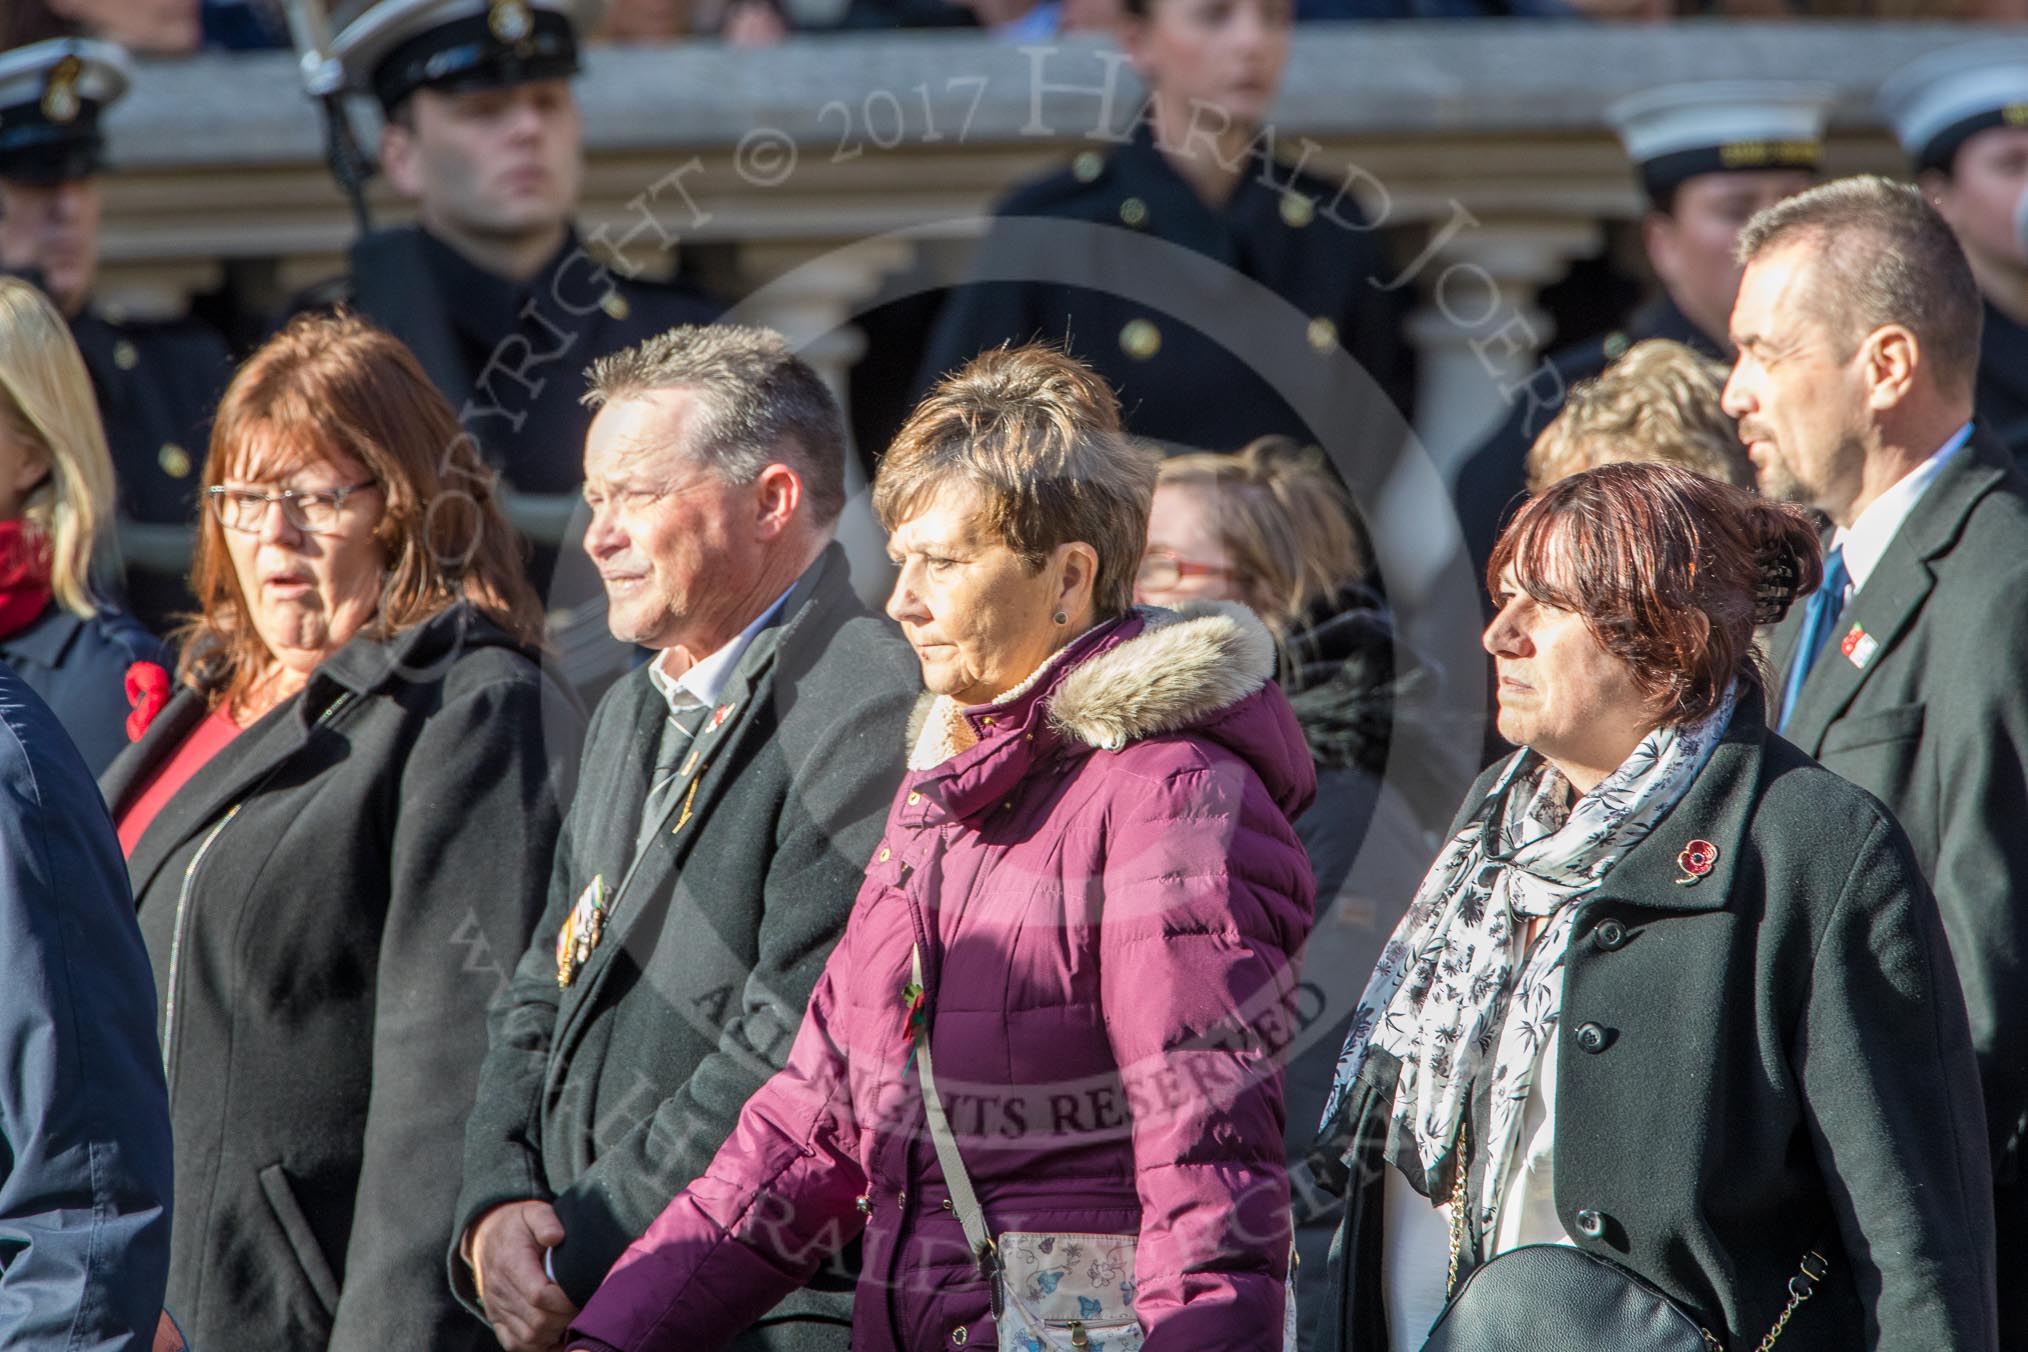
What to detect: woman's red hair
<box><xmin>1488</xmin><ymin>461</ymin><xmax>1823</xmax><ymax>725</ymax></box>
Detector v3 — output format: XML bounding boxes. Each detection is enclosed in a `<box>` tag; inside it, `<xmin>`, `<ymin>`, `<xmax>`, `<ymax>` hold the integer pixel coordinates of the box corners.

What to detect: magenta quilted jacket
<box><xmin>568</xmin><ymin>602</ymin><xmax>1319</xmax><ymax>1351</ymax></box>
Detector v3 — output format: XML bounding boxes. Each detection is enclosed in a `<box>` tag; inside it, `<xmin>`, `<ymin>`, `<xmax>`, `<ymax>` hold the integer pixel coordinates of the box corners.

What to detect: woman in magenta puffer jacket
<box><xmin>564</xmin><ymin>345</ymin><xmax>1318</xmax><ymax>1352</ymax></box>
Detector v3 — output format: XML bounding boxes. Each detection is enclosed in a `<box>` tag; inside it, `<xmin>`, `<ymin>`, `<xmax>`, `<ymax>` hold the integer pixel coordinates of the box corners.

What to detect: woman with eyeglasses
<box><xmin>1135</xmin><ymin>435</ymin><xmax>1468</xmax><ymax>1348</ymax></box>
<box><xmin>0</xmin><ymin>277</ymin><xmax>167</xmax><ymax>775</ymax></box>
<box><xmin>100</xmin><ymin>312</ymin><xmax>586</xmax><ymax>1352</ymax></box>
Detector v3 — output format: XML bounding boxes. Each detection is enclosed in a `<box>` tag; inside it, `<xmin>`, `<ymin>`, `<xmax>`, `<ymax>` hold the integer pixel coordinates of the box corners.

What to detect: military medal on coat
<box><xmin>556</xmin><ymin>873</ymin><xmax>609</xmax><ymax>988</ymax></box>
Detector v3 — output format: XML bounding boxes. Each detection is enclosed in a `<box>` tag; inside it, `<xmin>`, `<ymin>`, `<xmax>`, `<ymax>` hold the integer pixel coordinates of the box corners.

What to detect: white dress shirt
<box><xmin>647</xmin><ymin>585</ymin><xmax>795</xmax><ymax>715</ymax></box>
<box><xmin>1833</xmin><ymin>422</ymin><xmax>1974</xmax><ymax>597</ymax></box>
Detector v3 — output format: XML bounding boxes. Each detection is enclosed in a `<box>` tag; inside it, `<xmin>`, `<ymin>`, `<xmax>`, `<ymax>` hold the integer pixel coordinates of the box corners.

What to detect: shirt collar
<box><xmin>1832</xmin><ymin>421</ymin><xmax>1974</xmax><ymax>594</ymax></box>
<box><xmin>648</xmin><ymin>585</ymin><xmax>794</xmax><ymax>715</ymax></box>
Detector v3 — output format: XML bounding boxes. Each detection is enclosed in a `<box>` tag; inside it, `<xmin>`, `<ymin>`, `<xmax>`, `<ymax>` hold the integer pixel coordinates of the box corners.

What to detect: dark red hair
<box><xmin>1487</xmin><ymin>461</ymin><xmax>1823</xmax><ymax>725</ymax></box>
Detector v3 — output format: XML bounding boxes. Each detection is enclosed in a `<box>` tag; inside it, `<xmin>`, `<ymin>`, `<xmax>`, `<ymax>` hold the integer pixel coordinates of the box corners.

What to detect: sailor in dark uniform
<box><xmin>1449</xmin><ymin>82</ymin><xmax>1829</xmax><ymax>584</ymax></box>
<box><xmin>313</xmin><ymin>0</ymin><xmax>717</xmax><ymax>681</ymax></box>
<box><xmin>916</xmin><ymin>0</ymin><xmax>1412</xmax><ymax>466</ymax></box>
<box><xmin>1882</xmin><ymin>43</ymin><xmax>2028</xmax><ymax>464</ymax></box>
<box><xmin>0</xmin><ymin>37</ymin><xmax>234</xmax><ymax>629</ymax></box>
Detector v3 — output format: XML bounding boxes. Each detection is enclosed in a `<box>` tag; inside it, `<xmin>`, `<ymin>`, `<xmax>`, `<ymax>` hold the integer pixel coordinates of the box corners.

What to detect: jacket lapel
<box><xmin>1778</xmin><ymin>427</ymin><xmax>2009</xmax><ymax>755</ymax></box>
<box><xmin>1583</xmin><ymin>690</ymin><xmax>1769</xmax><ymax>915</ymax></box>
<box><xmin>116</xmin><ymin>691</ymin><xmax>328</xmax><ymax>904</ymax></box>
<box><xmin>551</xmin><ymin>549</ymin><xmax>843</xmax><ymax>1034</ymax></box>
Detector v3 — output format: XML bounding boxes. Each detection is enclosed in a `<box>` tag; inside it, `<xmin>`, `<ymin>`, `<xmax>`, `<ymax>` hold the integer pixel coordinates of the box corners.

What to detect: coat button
<box><xmin>1593</xmin><ymin>919</ymin><xmax>1627</xmax><ymax>951</ymax></box>
<box><xmin>1575</xmin><ymin>1208</ymin><xmax>1604</xmax><ymax>1238</ymax></box>
<box><xmin>855</xmin><ymin>1193</ymin><xmax>872</xmax><ymax>1214</ymax></box>
<box><xmin>951</xmin><ymin>1325</ymin><xmax>968</xmax><ymax>1345</ymax></box>
<box><xmin>906</xmin><ymin>791</ymin><xmax>922</xmax><ymax>805</ymax></box>
<box><xmin>877</xmin><ymin>846</ymin><xmax>891</xmax><ymax>862</ymax></box>
<box><xmin>1575</xmin><ymin>1021</ymin><xmax>1608</xmax><ymax>1054</ymax></box>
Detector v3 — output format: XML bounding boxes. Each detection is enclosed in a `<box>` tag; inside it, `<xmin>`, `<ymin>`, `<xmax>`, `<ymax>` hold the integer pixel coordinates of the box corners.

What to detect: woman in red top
<box><xmin>101</xmin><ymin>312</ymin><xmax>584</xmax><ymax>1352</ymax></box>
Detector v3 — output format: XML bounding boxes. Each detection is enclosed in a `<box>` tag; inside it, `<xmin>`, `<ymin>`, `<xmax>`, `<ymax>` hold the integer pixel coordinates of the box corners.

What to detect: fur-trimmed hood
<box><xmin>905</xmin><ymin>601</ymin><xmax>1314</xmax><ymax>822</ymax></box>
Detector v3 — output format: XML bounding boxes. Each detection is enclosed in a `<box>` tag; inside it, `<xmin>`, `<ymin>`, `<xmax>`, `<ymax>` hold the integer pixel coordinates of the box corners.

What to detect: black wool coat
<box><xmin>101</xmin><ymin>602</ymin><xmax>585</xmax><ymax>1352</ymax></box>
<box><xmin>453</xmin><ymin>545</ymin><xmax>920</xmax><ymax>1349</ymax></box>
<box><xmin>1311</xmin><ymin>690</ymin><xmax>1997</xmax><ymax>1352</ymax></box>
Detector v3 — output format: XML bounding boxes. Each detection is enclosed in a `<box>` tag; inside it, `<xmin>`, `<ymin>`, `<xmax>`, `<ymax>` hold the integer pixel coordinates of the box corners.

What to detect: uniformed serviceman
<box><xmin>0</xmin><ymin>36</ymin><xmax>234</xmax><ymax>629</ymax></box>
<box><xmin>1881</xmin><ymin>43</ymin><xmax>2028</xmax><ymax>463</ymax></box>
<box><xmin>1449</xmin><ymin>81</ymin><xmax>1830</xmax><ymax>585</ymax></box>
<box><xmin>315</xmin><ymin>0</ymin><xmax>718</xmax><ymax>679</ymax></box>
<box><xmin>916</xmin><ymin>0</ymin><xmax>1412</xmax><ymax>465</ymax></box>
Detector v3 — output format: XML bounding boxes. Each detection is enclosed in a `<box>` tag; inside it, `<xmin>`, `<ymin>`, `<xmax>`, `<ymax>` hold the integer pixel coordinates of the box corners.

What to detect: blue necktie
<box><xmin>1777</xmin><ymin>545</ymin><xmax>1848</xmax><ymax>734</ymax></box>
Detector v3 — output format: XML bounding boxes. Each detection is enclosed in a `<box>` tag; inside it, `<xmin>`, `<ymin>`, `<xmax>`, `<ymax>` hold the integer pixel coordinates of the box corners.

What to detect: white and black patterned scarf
<box><xmin>1318</xmin><ymin>682</ymin><xmax>1736</xmax><ymax>1231</ymax></box>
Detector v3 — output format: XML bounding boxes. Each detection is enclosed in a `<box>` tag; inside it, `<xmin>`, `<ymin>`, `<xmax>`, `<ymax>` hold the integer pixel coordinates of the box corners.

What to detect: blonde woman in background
<box><xmin>0</xmin><ymin>276</ymin><xmax>164</xmax><ymax>775</ymax></box>
<box><xmin>1525</xmin><ymin>337</ymin><xmax>1752</xmax><ymax>493</ymax></box>
<box><xmin>1137</xmin><ymin>434</ymin><xmax>1468</xmax><ymax>1351</ymax></box>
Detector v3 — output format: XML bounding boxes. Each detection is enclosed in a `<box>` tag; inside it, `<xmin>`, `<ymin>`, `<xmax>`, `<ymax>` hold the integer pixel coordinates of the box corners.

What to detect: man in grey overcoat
<box><xmin>1723</xmin><ymin>174</ymin><xmax>2028</xmax><ymax>1346</ymax></box>
<box><xmin>452</xmin><ymin>325</ymin><xmax>919</xmax><ymax>1351</ymax></box>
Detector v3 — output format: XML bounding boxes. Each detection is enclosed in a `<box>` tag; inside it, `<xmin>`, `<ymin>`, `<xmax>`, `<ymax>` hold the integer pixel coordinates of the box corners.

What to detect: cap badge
<box><xmin>489</xmin><ymin>0</ymin><xmax>535</xmax><ymax>41</ymax></box>
<box><xmin>41</xmin><ymin>55</ymin><xmax>83</xmax><ymax>125</ymax></box>
<box><xmin>1675</xmin><ymin>839</ymin><xmax>1719</xmax><ymax>886</ymax></box>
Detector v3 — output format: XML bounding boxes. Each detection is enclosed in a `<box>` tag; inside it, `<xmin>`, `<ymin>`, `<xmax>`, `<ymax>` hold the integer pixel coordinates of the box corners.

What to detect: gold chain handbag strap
<box><xmin>1435</xmin><ymin>1116</ymin><xmax>1829</xmax><ymax>1352</ymax></box>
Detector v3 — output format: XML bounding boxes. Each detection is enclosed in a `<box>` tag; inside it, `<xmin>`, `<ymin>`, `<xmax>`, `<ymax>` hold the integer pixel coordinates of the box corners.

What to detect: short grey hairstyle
<box><xmin>585</xmin><ymin>324</ymin><xmax>848</xmax><ymax>525</ymax></box>
<box><xmin>1735</xmin><ymin>175</ymin><xmax>1983</xmax><ymax>398</ymax></box>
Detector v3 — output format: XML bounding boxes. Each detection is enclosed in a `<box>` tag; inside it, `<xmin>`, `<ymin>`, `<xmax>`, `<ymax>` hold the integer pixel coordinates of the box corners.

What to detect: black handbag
<box><xmin>1418</xmin><ymin>1122</ymin><xmax>1829</xmax><ymax>1352</ymax></box>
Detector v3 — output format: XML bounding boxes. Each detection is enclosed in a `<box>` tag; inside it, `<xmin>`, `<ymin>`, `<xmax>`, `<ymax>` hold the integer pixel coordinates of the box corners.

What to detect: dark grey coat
<box><xmin>452</xmin><ymin>544</ymin><xmax>919</xmax><ymax>1348</ymax></box>
<box><xmin>102</xmin><ymin>602</ymin><xmax>584</xmax><ymax>1352</ymax></box>
<box><xmin>1312</xmin><ymin>690</ymin><xmax>1997</xmax><ymax>1352</ymax></box>
<box><xmin>1769</xmin><ymin>427</ymin><xmax>2028</xmax><ymax>1226</ymax></box>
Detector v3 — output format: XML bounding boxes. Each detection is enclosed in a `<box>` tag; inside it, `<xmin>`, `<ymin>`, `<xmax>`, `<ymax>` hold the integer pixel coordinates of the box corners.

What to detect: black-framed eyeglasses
<box><xmin>205</xmin><ymin>481</ymin><xmax>377</xmax><ymax>535</ymax></box>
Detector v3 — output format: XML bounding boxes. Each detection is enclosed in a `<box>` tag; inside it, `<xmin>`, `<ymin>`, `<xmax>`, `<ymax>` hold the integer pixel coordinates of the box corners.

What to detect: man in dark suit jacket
<box><xmin>1724</xmin><ymin>174</ymin><xmax>2028</xmax><ymax>1346</ymax></box>
<box><xmin>0</xmin><ymin>659</ymin><xmax>172</xmax><ymax>1349</ymax></box>
<box><xmin>453</xmin><ymin>324</ymin><xmax>919</xmax><ymax>1352</ymax></box>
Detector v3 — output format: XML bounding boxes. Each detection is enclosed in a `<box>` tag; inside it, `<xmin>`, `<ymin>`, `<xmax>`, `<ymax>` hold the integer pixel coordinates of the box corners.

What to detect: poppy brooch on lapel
<box><xmin>124</xmin><ymin>660</ymin><xmax>171</xmax><ymax>741</ymax></box>
<box><xmin>1675</xmin><ymin>840</ymin><xmax>1719</xmax><ymax>886</ymax></box>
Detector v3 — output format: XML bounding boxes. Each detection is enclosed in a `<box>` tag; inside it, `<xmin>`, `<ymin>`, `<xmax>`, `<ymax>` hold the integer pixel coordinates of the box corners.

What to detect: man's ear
<box><xmin>1643</xmin><ymin>210</ymin><xmax>1683</xmax><ymax>294</ymax></box>
<box><xmin>380</xmin><ymin>117</ymin><xmax>423</xmax><ymax>201</ymax></box>
<box><xmin>1862</xmin><ymin>324</ymin><xmax>1920</xmax><ymax>413</ymax></box>
<box><xmin>752</xmin><ymin>463</ymin><xmax>804</xmax><ymax>540</ymax></box>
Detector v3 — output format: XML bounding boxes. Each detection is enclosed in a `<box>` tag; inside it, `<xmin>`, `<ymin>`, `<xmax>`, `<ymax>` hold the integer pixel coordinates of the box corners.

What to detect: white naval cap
<box><xmin>329</xmin><ymin>0</ymin><xmax>607</xmax><ymax>112</ymax></box>
<box><xmin>1607</xmin><ymin>81</ymin><xmax>1834</xmax><ymax>209</ymax></box>
<box><xmin>1879</xmin><ymin>42</ymin><xmax>2028</xmax><ymax>175</ymax></box>
<box><xmin>0</xmin><ymin>38</ymin><xmax>132</xmax><ymax>183</ymax></box>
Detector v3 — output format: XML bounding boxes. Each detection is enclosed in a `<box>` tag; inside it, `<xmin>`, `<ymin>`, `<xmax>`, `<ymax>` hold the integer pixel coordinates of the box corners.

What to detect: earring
<box><xmin>1053</xmin><ymin>610</ymin><xmax>1068</xmax><ymax>626</ymax></box>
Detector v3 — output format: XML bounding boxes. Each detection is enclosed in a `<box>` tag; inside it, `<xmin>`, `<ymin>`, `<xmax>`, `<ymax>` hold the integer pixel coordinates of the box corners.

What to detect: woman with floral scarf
<box><xmin>1310</xmin><ymin>462</ymin><xmax>1998</xmax><ymax>1351</ymax></box>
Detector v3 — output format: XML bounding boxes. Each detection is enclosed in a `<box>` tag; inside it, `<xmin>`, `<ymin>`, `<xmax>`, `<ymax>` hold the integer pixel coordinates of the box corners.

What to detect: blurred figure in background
<box><xmin>918</xmin><ymin>0</ymin><xmax>1411</xmax><ymax>460</ymax></box>
<box><xmin>1524</xmin><ymin>337</ymin><xmax>1750</xmax><ymax>492</ymax></box>
<box><xmin>1451</xmin><ymin>81</ymin><xmax>1827</xmax><ymax>585</ymax></box>
<box><xmin>0</xmin><ymin>35</ymin><xmax>233</xmax><ymax>629</ymax></box>
<box><xmin>0</xmin><ymin>660</ymin><xmax>173</xmax><ymax>1352</ymax></box>
<box><xmin>102</xmin><ymin>313</ymin><xmax>584</xmax><ymax>1352</ymax></box>
<box><xmin>0</xmin><ymin>276</ymin><xmax>165</xmax><ymax>776</ymax></box>
<box><xmin>313</xmin><ymin>0</ymin><xmax>719</xmax><ymax>685</ymax></box>
<box><xmin>1137</xmin><ymin>434</ymin><xmax>1454</xmax><ymax>1349</ymax></box>
<box><xmin>1881</xmin><ymin>43</ymin><xmax>2028</xmax><ymax>461</ymax></box>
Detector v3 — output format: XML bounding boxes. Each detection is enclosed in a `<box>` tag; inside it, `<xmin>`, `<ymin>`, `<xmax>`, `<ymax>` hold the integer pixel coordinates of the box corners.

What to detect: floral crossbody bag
<box><xmin>908</xmin><ymin>945</ymin><xmax>1300</xmax><ymax>1352</ymax></box>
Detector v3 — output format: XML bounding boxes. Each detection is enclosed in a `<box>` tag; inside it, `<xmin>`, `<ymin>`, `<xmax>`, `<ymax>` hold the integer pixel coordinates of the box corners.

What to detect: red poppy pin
<box><xmin>124</xmin><ymin>660</ymin><xmax>171</xmax><ymax>742</ymax></box>
<box><xmin>711</xmin><ymin>703</ymin><xmax>734</xmax><ymax>730</ymax></box>
<box><xmin>1675</xmin><ymin>839</ymin><xmax>1719</xmax><ymax>886</ymax></box>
